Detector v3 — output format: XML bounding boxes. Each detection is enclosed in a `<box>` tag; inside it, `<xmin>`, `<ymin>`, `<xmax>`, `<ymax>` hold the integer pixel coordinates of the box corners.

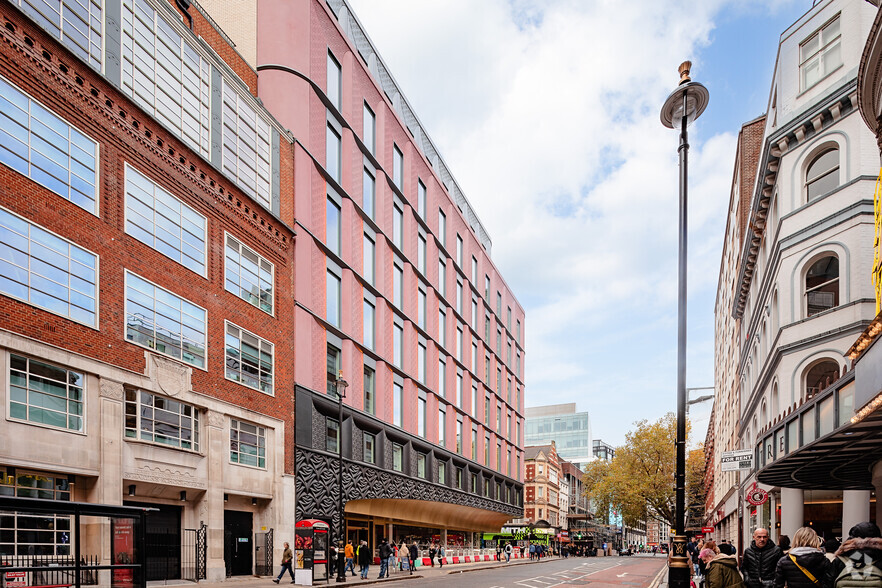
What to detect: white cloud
<box><xmin>347</xmin><ymin>0</ymin><xmax>784</xmax><ymax>444</ymax></box>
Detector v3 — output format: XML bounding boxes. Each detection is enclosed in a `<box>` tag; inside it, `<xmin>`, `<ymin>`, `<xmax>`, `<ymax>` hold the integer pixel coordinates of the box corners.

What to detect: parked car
<box><xmin>619</xmin><ymin>548</ymin><xmax>633</xmax><ymax>556</ymax></box>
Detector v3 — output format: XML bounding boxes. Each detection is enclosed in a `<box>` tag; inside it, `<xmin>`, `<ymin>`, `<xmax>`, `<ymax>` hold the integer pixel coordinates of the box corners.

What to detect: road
<box><xmin>408</xmin><ymin>554</ymin><xmax>667</xmax><ymax>588</ymax></box>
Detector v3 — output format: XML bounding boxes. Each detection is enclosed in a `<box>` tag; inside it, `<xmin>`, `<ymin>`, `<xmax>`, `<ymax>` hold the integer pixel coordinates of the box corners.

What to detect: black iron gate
<box><xmin>182</xmin><ymin>523</ymin><xmax>207</xmax><ymax>582</ymax></box>
<box><xmin>254</xmin><ymin>528</ymin><xmax>273</xmax><ymax>576</ymax></box>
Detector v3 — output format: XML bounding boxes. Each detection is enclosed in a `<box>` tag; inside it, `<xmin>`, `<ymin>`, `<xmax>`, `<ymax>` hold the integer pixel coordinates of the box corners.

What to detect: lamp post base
<box><xmin>668</xmin><ymin>534</ymin><xmax>690</xmax><ymax>588</ymax></box>
<box><xmin>335</xmin><ymin>551</ymin><xmax>346</xmax><ymax>583</ymax></box>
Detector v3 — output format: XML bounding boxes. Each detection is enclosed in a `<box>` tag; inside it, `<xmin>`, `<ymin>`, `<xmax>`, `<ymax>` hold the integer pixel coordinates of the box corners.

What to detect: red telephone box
<box><xmin>295</xmin><ymin>519</ymin><xmax>330</xmax><ymax>584</ymax></box>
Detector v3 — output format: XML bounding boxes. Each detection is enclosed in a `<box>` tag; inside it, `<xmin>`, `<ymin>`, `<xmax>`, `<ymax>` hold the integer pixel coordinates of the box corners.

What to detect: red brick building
<box><xmin>522</xmin><ymin>442</ymin><xmax>561</xmax><ymax>527</ymax></box>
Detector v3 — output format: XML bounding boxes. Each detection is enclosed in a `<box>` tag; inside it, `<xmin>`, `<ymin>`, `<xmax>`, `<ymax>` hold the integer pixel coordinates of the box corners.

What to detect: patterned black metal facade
<box><xmin>295</xmin><ymin>448</ymin><xmax>522</xmax><ymax>532</ymax></box>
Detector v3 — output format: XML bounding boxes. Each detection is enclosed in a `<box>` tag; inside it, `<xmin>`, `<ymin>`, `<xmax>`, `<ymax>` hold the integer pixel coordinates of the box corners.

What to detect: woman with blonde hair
<box><xmin>774</xmin><ymin>527</ymin><xmax>831</xmax><ymax>588</ymax></box>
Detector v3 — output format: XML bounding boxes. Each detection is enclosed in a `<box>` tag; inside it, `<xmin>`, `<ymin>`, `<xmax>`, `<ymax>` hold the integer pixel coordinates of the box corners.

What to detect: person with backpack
<box><xmin>774</xmin><ymin>527</ymin><xmax>831</xmax><ymax>588</ymax></box>
<box><xmin>505</xmin><ymin>542</ymin><xmax>513</xmax><ymax>562</ymax></box>
<box><xmin>826</xmin><ymin>522</ymin><xmax>882</xmax><ymax>588</ymax></box>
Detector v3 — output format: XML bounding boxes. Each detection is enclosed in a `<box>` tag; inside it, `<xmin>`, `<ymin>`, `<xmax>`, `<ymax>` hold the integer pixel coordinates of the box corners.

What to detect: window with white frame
<box><xmin>0</xmin><ymin>206</ymin><xmax>98</xmax><ymax>326</ymax></box>
<box><xmin>805</xmin><ymin>147</ymin><xmax>839</xmax><ymax>201</ymax></box>
<box><xmin>800</xmin><ymin>15</ymin><xmax>841</xmax><ymax>91</ymax></box>
<box><xmin>225</xmin><ymin>321</ymin><xmax>274</xmax><ymax>395</ymax></box>
<box><xmin>416</xmin><ymin>452</ymin><xmax>426</xmax><ymax>478</ymax></box>
<box><xmin>0</xmin><ymin>75</ymin><xmax>99</xmax><ymax>214</ymax></box>
<box><xmin>485</xmin><ymin>275</ymin><xmax>490</xmax><ymax>299</ymax></box>
<box><xmin>393</xmin><ymin>144</ymin><xmax>403</xmax><ymax>189</ymax></box>
<box><xmin>221</xmin><ymin>80</ymin><xmax>272</xmax><ymax>209</ymax></box>
<box><xmin>363</xmin><ymin>233</ymin><xmax>375</xmax><ymax>285</ymax></box>
<box><xmin>471</xmin><ymin>299</ymin><xmax>477</xmax><ymax>330</ymax></box>
<box><xmin>456</xmin><ymin>419</ymin><xmax>462</xmax><ymax>454</ymax></box>
<box><xmin>0</xmin><ymin>466</ymin><xmax>73</xmax><ymax>555</ymax></box>
<box><xmin>364</xmin><ymin>432</ymin><xmax>376</xmax><ymax>464</ymax></box>
<box><xmin>472</xmin><ymin>343</ymin><xmax>477</xmax><ymax>371</ymax></box>
<box><xmin>225</xmin><ymin>234</ymin><xmax>274</xmax><ymax>314</ymax></box>
<box><xmin>363</xmin><ymin>102</ymin><xmax>375</xmax><ymax>154</ymax></box>
<box><xmin>363</xmin><ymin>167</ymin><xmax>375</xmax><ymax>219</ymax></box>
<box><xmin>326</xmin><ymin>270</ymin><xmax>341</xmax><ymax>327</ymax></box>
<box><xmin>125</xmin><ymin>165</ymin><xmax>206</xmax><ymax>275</ymax></box>
<box><xmin>805</xmin><ymin>255</ymin><xmax>839</xmax><ymax>316</ymax></box>
<box><xmin>394</xmin><ymin>383</ymin><xmax>403</xmax><ymax>427</ymax></box>
<box><xmin>125</xmin><ymin>272</ymin><xmax>205</xmax><ymax>368</ymax></box>
<box><xmin>326</xmin><ymin>417</ymin><xmax>339</xmax><ymax>453</ymax></box>
<box><xmin>392</xmin><ymin>442</ymin><xmax>403</xmax><ymax>471</ymax></box>
<box><xmin>418</xmin><ymin>180</ymin><xmax>426</xmax><ymax>218</ymax></box>
<box><xmin>471</xmin><ymin>426</ymin><xmax>477</xmax><ymax>460</ymax></box>
<box><xmin>363</xmin><ymin>299</ymin><xmax>375</xmax><ymax>350</ymax></box>
<box><xmin>393</xmin><ymin>324</ymin><xmax>403</xmax><ymax>367</ymax></box>
<box><xmin>121</xmin><ymin>0</ymin><xmax>210</xmax><ymax>160</ymax></box>
<box><xmin>326</xmin><ymin>124</ymin><xmax>341</xmax><ymax>183</ymax></box>
<box><xmin>17</xmin><ymin>0</ymin><xmax>102</xmax><ymax>68</ymax></box>
<box><xmin>9</xmin><ymin>354</ymin><xmax>84</xmax><ymax>432</ymax></box>
<box><xmin>471</xmin><ymin>384</ymin><xmax>477</xmax><ymax>418</ymax></box>
<box><xmin>230</xmin><ymin>418</ymin><xmax>265</xmax><ymax>468</ymax></box>
<box><xmin>327</xmin><ymin>50</ymin><xmax>341</xmax><ymax>109</ymax></box>
<box><xmin>439</xmin><ymin>460</ymin><xmax>446</xmax><ymax>483</ymax></box>
<box><xmin>496</xmin><ymin>291</ymin><xmax>502</xmax><ymax>314</ymax></box>
<box><xmin>125</xmin><ymin>388</ymin><xmax>199</xmax><ymax>451</ymax></box>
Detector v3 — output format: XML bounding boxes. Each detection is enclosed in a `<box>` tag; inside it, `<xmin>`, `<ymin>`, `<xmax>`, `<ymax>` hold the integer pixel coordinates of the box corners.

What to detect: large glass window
<box><xmin>16</xmin><ymin>0</ymin><xmax>102</xmax><ymax>69</ymax></box>
<box><xmin>0</xmin><ymin>207</ymin><xmax>97</xmax><ymax>326</ymax></box>
<box><xmin>126</xmin><ymin>165</ymin><xmax>206</xmax><ymax>274</ymax></box>
<box><xmin>805</xmin><ymin>360</ymin><xmax>839</xmax><ymax>400</ymax></box>
<box><xmin>392</xmin><ymin>205</ymin><xmax>404</xmax><ymax>250</ymax></box>
<box><xmin>230</xmin><ymin>418</ymin><xmax>265</xmax><ymax>468</ymax></box>
<box><xmin>225</xmin><ymin>322</ymin><xmax>274</xmax><ymax>395</ymax></box>
<box><xmin>0</xmin><ymin>76</ymin><xmax>99</xmax><ymax>214</ymax></box>
<box><xmin>0</xmin><ymin>467</ymin><xmax>72</xmax><ymax>555</ymax></box>
<box><xmin>363</xmin><ymin>299</ymin><xmax>375</xmax><ymax>350</ymax></box>
<box><xmin>327</xmin><ymin>344</ymin><xmax>340</xmax><ymax>396</ymax></box>
<box><xmin>124</xmin><ymin>389</ymin><xmax>199</xmax><ymax>451</ymax></box>
<box><xmin>326</xmin><ymin>124</ymin><xmax>341</xmax><ymax>183</ymax></box>
<box><xmin>125</xmin><ymin>272</ymin><xmax>205</xmax><ymax>368</ymax></box>
<box><xmin>364</xmin><ymin>366</ymin><xmax>375</xmax><ymax>415</ymax></box>
<box><xmin>9</xmin><ymin>354</ymin><xmax>84</xmax><ymax>432</ymax></box>
<box><xmin>363</xmin><ymin>103</ymin><xmax>375</xmax><ymax>154</ymax></box>
<box><xmin>806</xmin><ymin>148</ymin><xmax>839</xmax><ymax>201</ymax></box>
<box><xmin>363</xmin><ymin>168</ymin><xmax>375</xmax><ymax>219</ymax></box>
<box><xmin>225</xmin><ymin>234</ymin><xmax>274</xmax><ymax>314</ymax></box>
<box><xmin>326</xmin><ymin>197</ymin><xmax>341</xmax><ymax>255</ymax></box>
<box><xmin>327</xmin><ymin>50</ymin><xmax>341</xmax><ymax>110</ymax></box>
<box><xmin>121</xmin><ymin>0</ymin><xmax>210</xmax><ymax>160</ymax></box>
<box><xmin>805</xmin><ymin>256</ymin><xmax>839</xmax><ymax>316</ymax></box>
<box><xmin>456</xmin><ymin>327</ymin><xmax>463</xmax><ymax>360</ymax></box>
<box><xmin>800</xmin><ymin>16</ymin><xmax>841</xmax><ymax>91</ymax></box>
<box><xmin>326</xmin><ymin>270</ymin><xmax>341</xmax><ymax>327</ymax></box>
<box><xmin>363</xmin><ymin>234</ymin><xmax>374</xmax><ymax>285</ymax></box>
<box><xmin>220</xmin><ymin>81</ymin><xmax>272</xmax><ymax>209</ymax></box>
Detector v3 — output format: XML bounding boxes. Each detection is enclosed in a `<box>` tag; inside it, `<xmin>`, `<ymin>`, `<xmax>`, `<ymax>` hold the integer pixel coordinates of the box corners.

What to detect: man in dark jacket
<box><xmin>408</xmin><ymin>542</ymin><xmax>419</xmax><ymax>575</ymax></box>
<box><xmin>377</xmin><ymin>539</ymin><xmax>392</xmax><ymax>579</ymax></box>
<box><xmin>357</xmin><ymin>540</ymin><xmax>371</xmax><ymax>579</ymax></box>
<box><xmin>826</xmin><ymin>522</ymin><xmax>882</xmax><ymax>588</ymax></box>
<box><xmin>741</xmin><ymin>528</ymin><xmax>782</xmax><ymax>588</ymax></box>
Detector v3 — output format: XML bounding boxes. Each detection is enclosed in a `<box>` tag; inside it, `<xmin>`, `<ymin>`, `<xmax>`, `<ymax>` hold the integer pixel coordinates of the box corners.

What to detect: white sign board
<box><xmin>721</xmin><ymin>449</ymin><xmax>753</xmax><ymax>471</ymax></box>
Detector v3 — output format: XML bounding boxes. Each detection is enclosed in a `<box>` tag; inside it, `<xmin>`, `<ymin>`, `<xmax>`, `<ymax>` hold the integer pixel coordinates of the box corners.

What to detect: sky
<box><xmin>347</xmin><ymin>0</ymin><xmax>811</xmax><ymax>448</ymax></box>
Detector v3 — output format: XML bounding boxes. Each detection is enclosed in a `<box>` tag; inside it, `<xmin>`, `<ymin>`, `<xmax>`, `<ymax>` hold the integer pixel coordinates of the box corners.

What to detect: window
<box><xmin>497</xmin><ymin>329</ymin><xmax>502</xmax><ymax>355</ymax></box>
<box><xmin>363</xmin><ymin>102</ymin><xmax>375</xmax><ymax>154</ymax></box>
<box><xmin>472</xmin><ymin>384</ymin><xmax>478</xmax><ymax>419</ymax></box>
<box><xmin>471</xmin><ymin>299</ymin><xmax>478</xmax><ymax>330</ymax></box>
<box><xmin>393</xmin><ymin>324</ymin><xmax>403</xmax><ymax>367</ymax></box>
<box><xmin>507</xmin><ymin>343</ymin><xmax>512</xmax><ymax>367</ymax></box>
<box><xmin>326</xmin><ymin>270</ymin><xmax>341</xmax><ymax>326</ymax></box>
<box><xmin>485</xmin><ymin>275</ymin><xmax>490</xmax><ymax>299</ymax></box>
<box><xmin>456</xmin><ymin>281</ymin><xmax>463</xmax><ymax>314</ymax></box>
<box><xmin>364</xmin><ymin>366</ymin><xmax>376</xmax><ymax>414</ymax></box>
<box><xmin>326</xmin><ymin>344</ymin><xmax>340</xmax><ymax>396</ymax></box>
<box><xmin>456</xmin><ymin>374</ymin><xmax>463</xmax><ymax>407</ymax></box>
<box><xmin>125</xmin><ymin>389</ymin><xmax>199</xmax><ymax>451</ymax></box>
<box><xmin>438</xmin><ymin>358</ymin><xmax>446</xmax><ymax>395</ymax></box>
<box><xmin>439</xmin><ymin>308</ymin><xmax>447</xmax><ymax>347</ymax></box>
<box><xmin>418</xmin><ymin>180</ymin><xmax>426</xmax><ymax>218</ymax></box>
<box><xmin>416</xmin><ymin>452</ymin><xmax>426</xmax><ymax>478</ymax></box>
<box><xmin>363</xmin><ymin>234</ymin><xmax>375</xmax><ymax>285</ymax></box>
<box><xmin>485</xmin><ymin>395</ymin><xmax>490</xmax><ymax>425</ymax></box>
<box><xmin>456</xmin><ymin>419</ymin><xmax>462</xmax><ymax>454</ymax></box>
<box><xmin>125</xmin><ymin>272</ymin><xmax>205</xmax><ymax>368</ymax></box>
<box><xmin>230</xmin><ymin>418</ymin><xmax>266</xmax><ymax>468</ymax></box>
<box><xmin>438</xmin><ymin>210</ymin><xmax>446</xmax><ymax>247</ymax></box>
<box><xmin>219</xmin><ymin>81</ymin><xmax>272</xmax><ymax>208</ymax></box>
<box><xmin>516</xmin><ymin>320</ymin><xmax>521</xmax><ymax>342</ymax></box>
<box><xmin>18</xmin><ymin>0</ymin><xmax>103</xmax><ymax>68</ymax></box>
<box><xmin>538</xmin><ymin>486</ymin><xmax>544</xmax><ymax>498</ymax></box>
<box><xmin>456</xmin><ymin>327</ymin><xmax>463</xmax><ymax>360</ymax></box>
<box><xmin>363</xmin><ymin>299</ymin><xmax>375</xmax><ymax>350</ymax></box>
<box><xmin>472</xmin><ymin>343</ymin><xmax>478</xmax><ymax>371</ymax></box>
<box><xmin>393</xmin><ymin>263</ymin><xmax>403</xmax><ymax>308</ymax></box>
<box><xmin>456</xmin><ymin>467</ymin><xmax>463</xmax><ymax>489</ymax></box>
<box><xmin>326</xmin><ymin>197</ymin><xmax>342</xmax><ymax>255</ymax></box>
<box><xmin>438</xmin><ymin>461</ymin><xmax>446</xmax><ymax>484</ymax></box>
<box><xmin>418</xmin><ymin>235</ymin><xmax>426</xmax><ymax>274</ymax></box>
<box><xmin>471</xmin><ymin>426</ymin><xmax>478</xmax><ymax>460</ymax></box>
<box><xmin>800</xmin><ymin>16</ymin><xmax>841</xmax><ymax>91</ymax></box>
<box><xmin>393</xmin><ymin>205</ymin><xmax>403</xmax><ymax>248</ymax></box>
<box><xmin>125</xmin><ymin>165</ymin><xmax>206</xmax><ymax>274</ymax></box>
<box><xmin>805</xmin><ymin>360</ymin><xmax>839</xmax><ymax>400</ymax></box>
<box><xmin>471</xmin><ymin>473</ymin><xmax>477</xmax><ymax>493</ymax></box>
<box><xmin>326</xmin><ymin>417</ymin><xmax>339</xmax><ymax>453</ymax></box>
<box><xmin>225</xmin><ymin>322</ymin><xmax>274</xmax><ymax>395</ymax></box>
<box><xmin>805</xmin><ymin>148</ymin><xmax>839</xmax><ymax>201</ymax></box>
<box><xmin>327</xmin><ymin>50</ymin><xmax>341</xmax><ymax>109</ymax></box>
<box><xmin>0</xmin><ymin>467</ymin><xmax>73</xmax><ymax>555</ymax></box>
<box><xmin>326</xmin><ymin>124</ymin><xmax>341</xmax><ymax>183</ymax></box>
<box><xmin>418</xmin><ymin>289</ymin><xmax>426</xmax><ymax>328</ymax></box>
<box><xmin>393</xmin><ymin>383</ymin><xmax>403</xmax><ymax>427</ymax></box>
<box><xmin>364</xmin><ymin>432</ymin><xmax>376</xmax><ymax>464</ymax></box>
<box><xmin>485</xmin><ymin>356</ymin><xmax>491</xmax><ymax>384</ymax></box>
<box><xmin>438</xmin><ymin>258</ymin><xmax>446</xmax><ymax>297</ymax></box>
<box><xmin>471</xmin><ymin>256</ymin><xmax>477</xmax><ymax>283</ymax></box>
<box><xmin>225</xmin><ymin>234</ymin><xmax>274</xmax><ymax>314</ymax></box>
<box><xmin>496</xmin><ymin>369</ymin><xmax>502</xmax><ymax>395</ymax></box>
<box><xmin>418</xmin><ymin>396</ymin><xmax>426</xmax><ymax>437</ymax></box>
<box><xmin>121</xmin><ymin>2</ymin><xmax>211</xmax><ymax>162</ymax></box>
<box><xmin>418</xmin><ymin>343</ymin><xmax>426</xmax><ymax>383</ymax></box>
<box><xmin>393</xmin><ymin>144</ymin><xmax>403</xmax><ymax>189</ymax></box>
<box><xmin>485</xmin><ymin>433</ymin><xmax>490</xmax><ymax>465</ymax></box>
<box><xmin>438</xmin><ymin>406</ymin><xmax>446</xmax><ymax>445</ymax></box>
<box><xmin>516</xmin><ymin>353</ymin><xmax>521</xmax><ymax>376</ymax></box>
<box><xmin>507</xmin><ymin>307</ymin><xmax>512</xmax><ymax>330</ymax></box>
<box><xmin>485</xmin><ymin>317</ymin><xmax>490</xmax><ymax>340</ymax></box>
<box><xmin>363</xmin><ymin>167</ymin><xmax>375</xmax><ymax>219</ymax></box>
<box><xmin>805</xmin><ymin>256</ymin><xmax>839</xmax><ymax>316</ymax></box>
<box><xmin>496</xmin><ymin>292</ymin><xmax>502</xmax><ymax>314</ymax></box>
<box><xmin>392</xmin><ymin>443</ymin><xmax>403</xmax><ymax>471</ymax></box>
<box><xmin>484</xmin><ymin>479</ymin><xmax>490</xmax><ymax>497</ymax></box>
<box><xmin>456</xmin><ymin>235</ymin><xmax>463</xmax><ymax>267</ymax></box>
<box><xmin>497</xmin><ymin>401</ymin><xmax>502</xmax><ymax>431</ymax></box>
<box><xmin>0</xmin><ymin>207</ymin><xmax>98</xmax><ymax>326</ymax></box>
<box><xmin>9</xmin><ymin>354</ymin><xmax>84</xmax><ymax>432</ymax></box>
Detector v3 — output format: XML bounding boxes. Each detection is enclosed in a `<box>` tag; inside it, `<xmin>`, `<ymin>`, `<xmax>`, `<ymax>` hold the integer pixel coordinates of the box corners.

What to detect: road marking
<box><xmin>617</xmin><ymin>572</ymin><xmax>629</xmax><ymax>577</ymax></box>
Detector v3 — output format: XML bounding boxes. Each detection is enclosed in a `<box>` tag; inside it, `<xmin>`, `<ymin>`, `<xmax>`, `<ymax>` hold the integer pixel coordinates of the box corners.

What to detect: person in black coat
<box><xmin>408</xmin><ymin>542</ymin><xmax>419</xmax><ymax>575</ymax></box>
<box><xmin>826</xmin><ymin>522</ymin><xmax>882</xmax><ymax>588</ymax></box>
<box><xmin>742</xmin><ymin>528</ymin><xmax>783</xmax><ymax>588</ymax></box>
<box><xmin>774</xmin><ymin>527</ymin><xmax>831</xmax><ymax>588</ymax></box>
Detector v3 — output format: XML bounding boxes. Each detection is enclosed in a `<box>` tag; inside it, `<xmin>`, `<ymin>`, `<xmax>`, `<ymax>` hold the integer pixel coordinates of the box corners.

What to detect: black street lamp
<box><xmin>334</xmin><ymin>370</ymin><xmax>349</xmax><ymax>583</ymax></box>
<box><xmin>659</xmin><ymin>61</ymin><xmax>709</xmax><ymax>588</ymax></box>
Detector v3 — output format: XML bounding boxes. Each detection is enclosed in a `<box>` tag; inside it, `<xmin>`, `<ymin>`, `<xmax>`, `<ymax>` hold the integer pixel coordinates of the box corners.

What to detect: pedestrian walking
<box><xmin>826</xmin><ymin>522</ymin><xmax>882</xmax><ymax>588</ymax></box>
<box><xmin>741</xmin><ymin>528</ymin><xmax>782</xmax><ymax>588</ymax></box>
<box><xmin>344</xmin><ymin>540</ymin><xmax>356</xmax><ymax>576</ymax></box>
<box><xmin>774</xmin><ymin>527</ymin><xmax>831</xmax><ymax>588</ymax></box>
<box><xmin>438</xmin><ymin>543</ymin><xmax>445</xmax><ymax>568</ymax></box>
<box><xmin>505</xmin><ymin>542</ymin><xmax>513</xmax><ymax>562</ymax></box>
<box><xmin>700</xmin><ymin>547</ymin><xmax>744</xmax><ymax>588</ymax></box>
<box><xmin>357</xmin><ymin>540</ymin><xmax>371</xmax><ymax>579</ymax></box>
<box><xmin>408</xmin><ymin>541</ymin><xmax>419</xmax><ymax>574</ymax></box>
<box><xmin>429</xmin><ymin>542</ymin><xmax>437</xmax><ymax>567</ymax></box>
<box><xmin>273</xmin><ymin>542</ymin><xmax>294</xmax><ymax>584</ymax></box>
<box><xmin>377</xmin><ymin>538</ymin><xmax>391</xmax><ymax>579</ymax></box>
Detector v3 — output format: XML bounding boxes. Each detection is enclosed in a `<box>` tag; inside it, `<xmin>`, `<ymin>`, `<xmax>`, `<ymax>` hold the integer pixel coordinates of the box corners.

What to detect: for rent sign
<box><xmin>721</xmin><ymin>449</ymin><xmax>753</xmax><ymax>472</ymax></box>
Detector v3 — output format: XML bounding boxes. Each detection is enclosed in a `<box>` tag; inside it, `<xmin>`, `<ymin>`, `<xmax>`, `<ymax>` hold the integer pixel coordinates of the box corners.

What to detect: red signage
<box><xmin>702</xmin><ymin>527</ymin><xmax>714</xmax><ymax>533</ymax></box>
<box><xmin>694</xmin><ymin>534</ymin><xmax>704</xmax><ymax>539</ymax></box>
<box><xmin>746</xmin><ymin>483</ymin><xmax>769</xmax><ymax>506</ymax></box>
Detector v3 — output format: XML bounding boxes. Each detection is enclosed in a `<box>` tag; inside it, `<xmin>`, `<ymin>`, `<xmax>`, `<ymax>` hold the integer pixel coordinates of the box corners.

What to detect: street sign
<box><xmin>721</xmin><ymin>449</ymin><xmax>753</xmax><ymax>471</ymax></box>
<box><xmin>702</xmin><ymin>527</ymin><xmax>714</xmax><ymax>533</ymax></box>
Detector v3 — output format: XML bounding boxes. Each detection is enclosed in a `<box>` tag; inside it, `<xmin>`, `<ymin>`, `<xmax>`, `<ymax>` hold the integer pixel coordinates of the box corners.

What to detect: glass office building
<box><xmin>525</xmin><ymin>404</ymin><xmax>592</xmax><ymax>467</ymax></box>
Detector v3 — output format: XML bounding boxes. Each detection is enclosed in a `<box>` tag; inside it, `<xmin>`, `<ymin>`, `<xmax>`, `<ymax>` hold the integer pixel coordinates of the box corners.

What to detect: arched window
<box><xmin>805</xmin><ymin>256</ymin><xmax>839</xmax><ymax>316</ymax></box>
<box><xmin>805</xmin><ymin>360</ymin><xmax>839</xmax><ymax>400</ymax></box>
<box><xmin>761</xmin><ymin>400</ymin><xmax>767</xmax><ymax>430</ymax></box>
<box><xmin>771</xmin><ymin>384</ymin><xmax>779</xmax><ymax>423</ymax></box>
<box><xmin>805</xmin><ymin>148</ymin><xmax>839</xmax><ymax>201</ymax></box>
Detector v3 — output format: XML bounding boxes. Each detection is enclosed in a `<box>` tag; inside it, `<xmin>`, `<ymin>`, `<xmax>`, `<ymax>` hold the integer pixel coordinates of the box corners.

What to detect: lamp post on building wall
<box><xmin>660</xmin><ymin>61</ymin><xmax>709</xmax><ymax>588</ymax></box>
<box><xmin>335</xmin><ymin>370</ymin><xmax>349</xmax><ymax>583</ymax></box>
